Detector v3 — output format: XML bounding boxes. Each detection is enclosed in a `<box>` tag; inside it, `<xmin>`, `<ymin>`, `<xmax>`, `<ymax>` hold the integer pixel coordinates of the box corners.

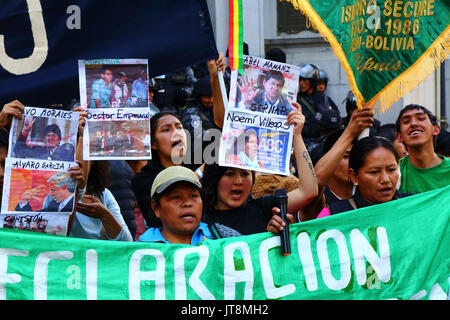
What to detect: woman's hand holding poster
<box><xmin>1</xmin><ymin>107</ymin><xmax>80</xmax><ymax>235</ymax></box>
<box><xmin>219</xmin><ymin>55</ymin><xmax>300</xmax><ymax>175</ymax></box>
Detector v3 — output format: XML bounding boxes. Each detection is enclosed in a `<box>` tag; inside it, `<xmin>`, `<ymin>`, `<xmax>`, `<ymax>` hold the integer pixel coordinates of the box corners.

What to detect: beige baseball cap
<box><xmin>151</xmin><ymin>166</ymin><xmax>201</xmax><ymax>199</ymax></box>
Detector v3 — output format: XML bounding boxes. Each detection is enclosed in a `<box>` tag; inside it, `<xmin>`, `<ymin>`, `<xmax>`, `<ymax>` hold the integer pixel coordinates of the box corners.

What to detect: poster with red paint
<box><xmin>2</xmin><ymin>158</ymin><xmax>77</xmax><ymax>214</ymax></box>
<box><xmin>1</xmin><ymin>158</ymin><xmax>77</xmax><ymax>236</ymax></box>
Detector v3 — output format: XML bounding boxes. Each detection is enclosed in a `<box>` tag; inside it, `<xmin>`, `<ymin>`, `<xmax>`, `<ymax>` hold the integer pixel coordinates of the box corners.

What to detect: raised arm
<box><xmin>299</xmin><ymin>105</ymin><xmax>375</xmax><ymax>221</ymax></box>
<box><xmin>285</xmin><ymin>102</ymin><xmax>319</xmax><ymax>214</ymax></box>
<box><xmin>314</xmin><ymin>105</ymin><xmax>375</xmax><ymax>189</ymax></box>
<box><xmin>208</xmin><ymin>52</ymin><xmax>226</xmax><ymax>128</ymax></box>
<box><xmin>267</xmin><ymin>102</ymin><xmax>319</xmax><ymax>233</ymax></box>
<box><xmin>74</xmin><ymin>106</ymin><xmax>90</xmax><ymax>188</ymax></box>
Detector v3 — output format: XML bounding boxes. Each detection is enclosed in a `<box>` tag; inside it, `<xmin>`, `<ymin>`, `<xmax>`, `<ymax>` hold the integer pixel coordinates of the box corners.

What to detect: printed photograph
<box><xmin>4</xmin><ymin>169</ymin><xmax>76</xmax><ymax>214</ymax></box>
<box><xmin>10</xmin><ymin>115</ymin><xmax>78</xmax><ymax>162</ymax></box>
<box><xmin>230</xmin><ymin>57</ymin><xmax>299</xmax><ymax>116</ymax></box>
<box><xmin>86</xmin><ymin>119</ymin><xmax>151</xmax><ymax>159</ymax></box>
<box><xmin>79</xmin><ymin>59</ymin><xmax>150</xmax><ymax>109</ymax></box>
<box><xmin>221</xmin><ymin>123</ymin><xmax>291</xmax><ymax>174</ymax></box>
<box><xmin>1</xmin><ymin>213</ymin><xmax>69</xmax><ymax>236</ymax></box>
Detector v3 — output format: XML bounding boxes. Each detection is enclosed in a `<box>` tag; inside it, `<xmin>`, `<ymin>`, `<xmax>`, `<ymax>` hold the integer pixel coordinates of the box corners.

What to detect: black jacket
<box><xmin>323</xmin><ymin>186</ymin><xmax>342</xmax><ymax>205</ymax></box>
<box><xmin>15</xmin><ymin>196</ymin><xmax>74</xmax><ymax>213</ymax></box>
<box><xmin>328</xmin><ymin>187</ymin><xmax>411</xmax><ymax>215</ymax></box>
<box><xmin>297</xmin><ymin>91</ymin><xmax>343</xmax><ymax>139</ymax></box>
<box><xmin>108</xmin><ymin>160</ymin><xmax>137</xmax><ymax>238</ymax></box>
<box><xmin>131</xmin><ymin>159</ymin><xmax>164</xmax><ymax>228</ymax></box>
<box><xmin>181</xmin><ymin>100</ymin><xmax>217</xmax><ymax>141</ymax></box>
<box><xmin>181</xmin><ymin>101</ymin><xmax>219</xmax><ymax>167</ymax></box>
<box><xmin>209</xmin><ymin>222</ymin><xmax>242</xmax><ymax>239</ymax></box>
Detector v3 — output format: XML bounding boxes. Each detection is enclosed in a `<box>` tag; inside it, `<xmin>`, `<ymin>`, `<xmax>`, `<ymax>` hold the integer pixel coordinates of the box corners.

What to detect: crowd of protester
<box><xmin>0</xmin><ymin>47</ymin><xmax>449</xmax><ymax>245</ymax></box>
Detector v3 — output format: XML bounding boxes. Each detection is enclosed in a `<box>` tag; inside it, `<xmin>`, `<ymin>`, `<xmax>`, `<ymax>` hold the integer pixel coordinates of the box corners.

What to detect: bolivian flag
<box><xmin>229</xmin><ymin>0</ymin><xmax>244</xmax><ymax>75</ymax></box>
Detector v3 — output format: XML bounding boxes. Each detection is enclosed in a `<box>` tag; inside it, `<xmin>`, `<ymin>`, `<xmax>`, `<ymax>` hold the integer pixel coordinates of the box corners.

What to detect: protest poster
<box><xmin>2</xmin><ymin>107</ymin><xmax>80</xmax><ymax>235</ymax></box>
<box><xmin>0</xmin><ymin>186</ymin><xmax>448</xmax><ymax>300</ymax></box>
<box><xmin>9</xmin><ymin>107</ymin><xmax>79</xmax><ymax>162</ymax></box>
<box><xmin>219</xmin><ymin>56</ymin><xmax>299</xmax><ymax>175</ymax></box>
<box><xmin>219</xmin><ymin>112</ymin><xmax>293</xmax><ymax>174</ymax></box>
<box><xmin>0</xmin><ymin>212</ymin><xmax>70</xmax><ymax>236</ymax></box>
<box><xmin>79</xmin><ymin>59</ymin><xmax>150</xmax><ymax>109</ymax></box>
<box><xmin>1</xmin><ymin>158</ymin><xmax>78</xmax><ymax>215</ymax></box>
<box><xmin>83</xmin><ymin>108</ymin><xmax>151</xmax><ymax>160</ymax></box>
<box><xmin>228</xmin><ymin>55</ymin><xmax>299</xmax><ymax>115</ymax></box>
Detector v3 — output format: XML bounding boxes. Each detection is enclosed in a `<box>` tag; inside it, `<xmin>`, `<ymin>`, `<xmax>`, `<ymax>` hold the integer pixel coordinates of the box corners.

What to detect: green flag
<box><xmin>1</xmin><ymin>186</ymin><xmax>449</xmax><ymax>300</ymax></box>
<box><xmin>282</xmin><ymin>0</ymin><xmax>450</xmax><ymax>112</ymax></box>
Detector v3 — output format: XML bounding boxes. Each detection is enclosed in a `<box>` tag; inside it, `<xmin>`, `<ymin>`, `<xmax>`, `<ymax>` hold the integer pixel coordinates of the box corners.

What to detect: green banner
<box><xmin>283</xmin><ymin>0</ymin><xmax>450</xmax><ymax>112</ymax></box>
<box><xmin>1</xmin><ymin>186</ymin><xmax>449</xmax><ymax>300</ymax></box>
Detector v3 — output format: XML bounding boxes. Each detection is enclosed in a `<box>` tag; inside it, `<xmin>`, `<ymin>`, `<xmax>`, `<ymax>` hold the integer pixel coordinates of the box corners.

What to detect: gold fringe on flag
<box><xmin>283</xmin><ymin>0</ymin><xmax>450</xmax><ymax>113</ymax></box>
<box><xmin>375</xmin><ymin>30</ymin><xmax>449</xmax><ymax>113</ymax></box>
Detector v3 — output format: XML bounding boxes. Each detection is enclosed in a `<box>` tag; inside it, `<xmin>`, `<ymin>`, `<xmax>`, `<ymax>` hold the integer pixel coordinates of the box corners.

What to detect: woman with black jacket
<box><xmin>317</xmin><ymin>136</ymin><xmax>411</xmax><ymax>218</ymax></box>
<box><xmin>201</xmin><ymin>102</ymin><xmax>318</xmax><ymax>235</ymax></box>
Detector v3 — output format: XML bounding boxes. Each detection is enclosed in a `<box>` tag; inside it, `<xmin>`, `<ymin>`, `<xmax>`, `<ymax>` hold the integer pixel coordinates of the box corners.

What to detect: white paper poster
<box><xmin>219</xmin><ymin>56</ymin><xmax>300</xmax><ymax>175</ymax></box>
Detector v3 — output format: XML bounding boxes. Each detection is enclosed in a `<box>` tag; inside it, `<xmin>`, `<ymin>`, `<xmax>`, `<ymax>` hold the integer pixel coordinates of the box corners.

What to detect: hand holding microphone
<box><xmin>268</xmin><ymin>189</ymin><xmax>295</xmax><ymax>256</ymax></box>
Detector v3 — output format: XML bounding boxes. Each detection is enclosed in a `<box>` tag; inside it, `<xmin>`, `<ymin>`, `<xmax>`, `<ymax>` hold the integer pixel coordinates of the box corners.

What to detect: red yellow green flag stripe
<box><xmin>229</xmin><ymin>0</ymin><xmax>244</xmax><ymax>75</ymax></box>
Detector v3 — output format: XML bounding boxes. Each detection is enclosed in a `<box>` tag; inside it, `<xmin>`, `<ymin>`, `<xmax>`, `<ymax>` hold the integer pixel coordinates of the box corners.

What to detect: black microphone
<box><xmin>274</xmin><ymin>188</ymin><xmax>290</xmax><ymax>256</ymax></box>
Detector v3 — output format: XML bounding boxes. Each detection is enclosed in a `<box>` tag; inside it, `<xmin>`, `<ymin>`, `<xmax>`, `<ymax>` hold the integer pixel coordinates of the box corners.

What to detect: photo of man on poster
<box><xmin>237</xmin><ymin>70</ymin><xmax>293</xmax><ymax>116</ymax></box>
<box><xmin>15</xmin><ymin>172</ymin><xmax>76</xmax><ymax>213</ymax></box>
<box><xmin>131</xmin><ymin>68</ymin><xmax>149</xmax><ymax>103</ymax></box>
<box><xmin>12</xmin><ymin>117</ymin><xmax>76</xmax><ymax>162</ymax></box>
<box><xmin>90</xmin><ymin>66</ymin><xmax>113</xmax><ymax>108</ymax></box>
<box><xmin>80</xmin><ymin>60</ymin><xmax>150</xmax><ymax>109</ymax></box>
<box><xmin>111</xmin><ymin>72</ymin><xmax>129</xmax><ymax>108</ymax></box>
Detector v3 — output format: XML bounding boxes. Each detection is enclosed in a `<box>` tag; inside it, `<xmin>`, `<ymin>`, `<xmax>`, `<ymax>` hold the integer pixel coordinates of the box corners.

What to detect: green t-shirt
<box><xmin>399</xmin><ymin>155</ymin><xmax>450</xmax><ymax>194</ymax></box>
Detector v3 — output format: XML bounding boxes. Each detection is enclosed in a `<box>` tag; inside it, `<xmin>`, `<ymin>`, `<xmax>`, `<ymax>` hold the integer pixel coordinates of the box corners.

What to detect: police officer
<box><xmin>316</xmin><ymin>68</ymin><xmax>342</xmax><ymax>126</ymax></box>
<box><xmin>294</xmin><ymin>64</ymin><xmax>344</xmax><ymax>170</ymax></box>
<box><xmin>342</xmin><ymin>90</ymin><xmax>380</xmax><ymax>136</ymax></box>
<box><xmin>297</xmin><ymin>64</ymin><xmax>343</xmax><ymax>141</ymax></box>
<box><xmin>316</xmin><ymin>68</ymin><xmax>328</xmax><ymax>93</ymax></box>
<box><xmin>181</xmin><ymin>76</ymin><xmax>219</xmax><ymax>166</ymax></box>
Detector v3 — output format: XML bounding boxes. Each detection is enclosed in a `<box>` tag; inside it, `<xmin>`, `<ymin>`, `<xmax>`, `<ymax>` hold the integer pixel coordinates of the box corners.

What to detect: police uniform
<box><xmin>297</xmin><ymin>91</ymin><xmax>343</xmax><ymax>140</ymax></box>
<box><xmin>180</xmin><ymin>76</ymin><xmax>219</xmax><ymax>166</ymax></box>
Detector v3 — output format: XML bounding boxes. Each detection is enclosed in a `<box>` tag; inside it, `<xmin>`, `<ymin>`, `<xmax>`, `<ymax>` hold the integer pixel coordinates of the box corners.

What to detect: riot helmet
<box><xmin>299</xmin><ymin>63</ymin><xmax>319</xmax><ymax>93</ymax></box>
<box><xmin>317</xmin><ymin>69</ymin><xmax>329</xmax><ymax>92</ymax></box>
<box><xmin>344</xmin><ymin>90</ymin><xmax>358</xmax><ymax>116</ymax></box>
